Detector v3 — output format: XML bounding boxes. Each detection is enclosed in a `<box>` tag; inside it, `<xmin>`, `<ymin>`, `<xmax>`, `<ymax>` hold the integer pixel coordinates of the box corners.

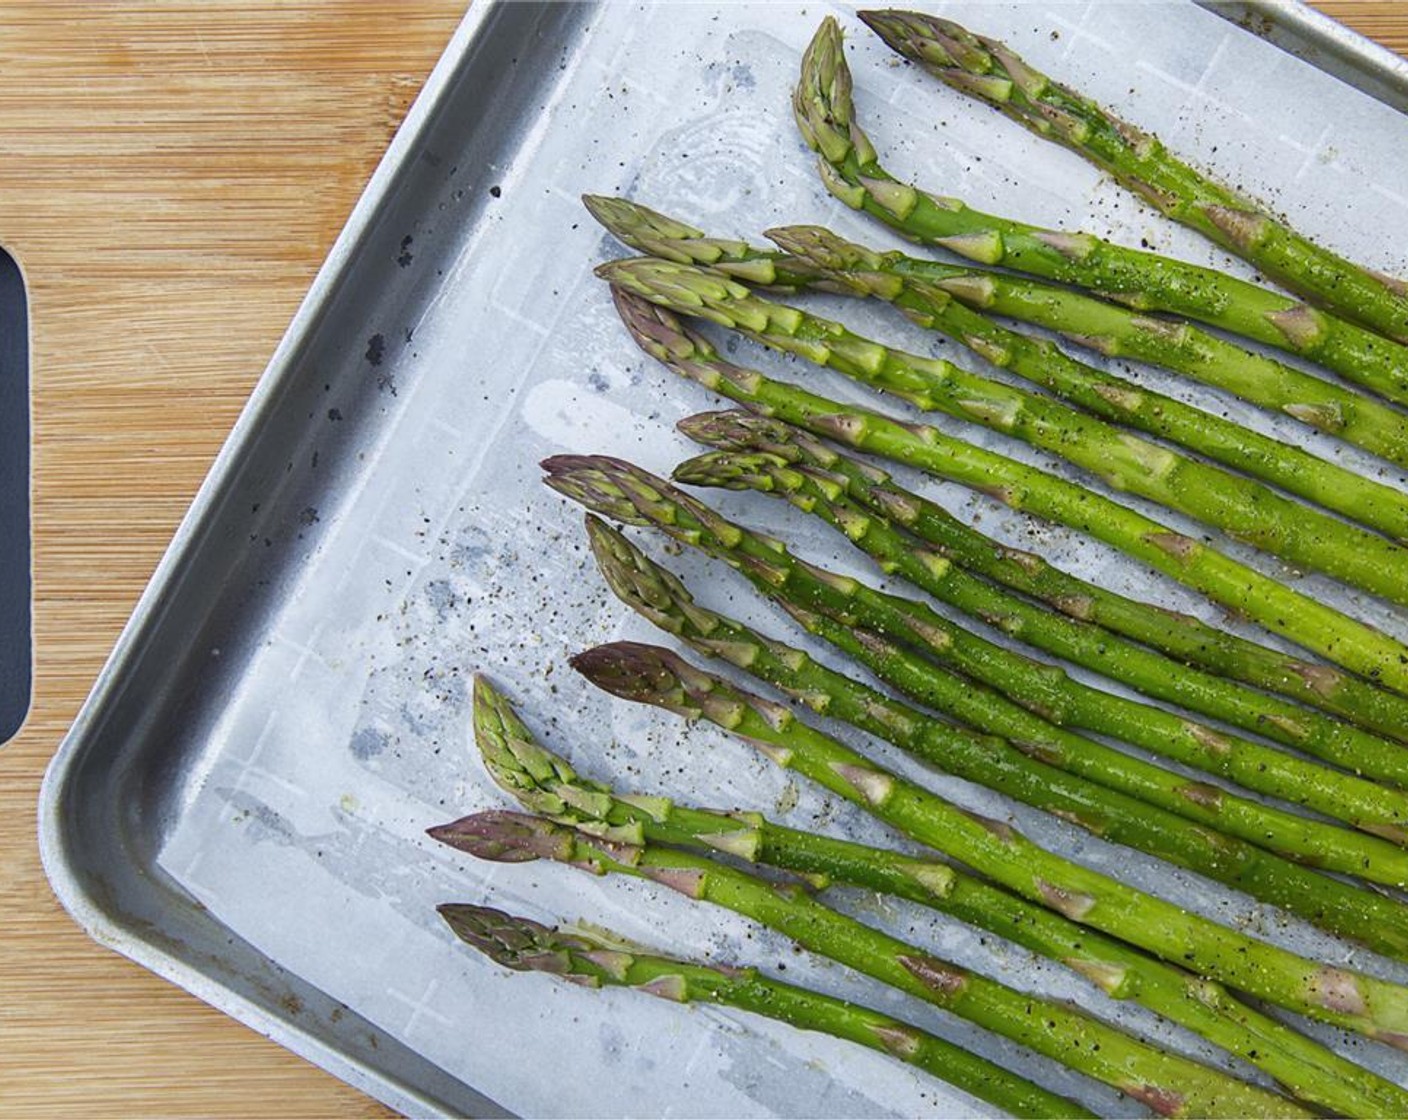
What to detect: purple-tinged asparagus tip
<box><xmin>859</xmin><ymin>10</ymin><xmax>994</xmax><ymax>74</ymax></box>
<box><xmin>611</xmin><ymin>286</ymin><xmax>702</xmax><ymax>363</ymax></box>
<box><xmin>540</xmin><ymin>453</ymin><xmax>654</xmax><ymax>525</ymax></box>
<box><xmin>439</xmin><ymin>902</ymin><xmax>555</xmax><ymax>962</ymax></box>
<box><xmin>570</xmin><ymin>642</ymin><xmax>707</xmax><ymax>719</ymax></box>
<box><xmin>428</xmin><ymin>810</ymin><xmax>575</xmax><ymax>864</ymax></box>
<box><xmin>439</xmin><ymin>903</ymin><xmax>610</xmax><ymax>984</ymax></box>
<box><xmin>544</xmin><ymin>453</ymin><xmax>744</xmax><ymax>550</ymax></box>
<box><xmin>573</xmin><ymin>641</ymin><xmax>774</xmax><ymax>737</ymax></box>
<box><xmin>612</xmin><ymin>284</ymin><xmax>773</xmax><ymax>398</ymax></box>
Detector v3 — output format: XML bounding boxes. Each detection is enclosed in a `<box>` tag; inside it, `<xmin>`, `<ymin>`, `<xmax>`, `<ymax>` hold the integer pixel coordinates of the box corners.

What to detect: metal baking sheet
<box><xmin>39</xmin><ymin>1</ymin><xmax>1408</xmax><ymax>1115</ymax></box>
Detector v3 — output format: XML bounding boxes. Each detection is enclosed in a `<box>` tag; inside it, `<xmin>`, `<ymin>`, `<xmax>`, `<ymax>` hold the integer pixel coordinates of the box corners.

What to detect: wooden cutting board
<box><xmin>0</xmin><ymin>3</ymin><xmax>1403</xmax><ymax>1116</ymax></box>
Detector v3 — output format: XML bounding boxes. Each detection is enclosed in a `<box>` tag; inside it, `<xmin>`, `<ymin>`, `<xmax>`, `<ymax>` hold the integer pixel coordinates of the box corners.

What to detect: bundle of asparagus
<box><xmin>600</xmin><ymin>255</ymin><xmax>1408</xmax><ymax>605</ymax></box>
<box><xmin>584</xmin><ymin>195</ymin><xmax>1408</xmax><ymax>468</ymax></box>
<box><xmin>611</xmin><ymin>288</ymin><xmax>1408</xmax><ymax>694</ymax></box>
<box><xmin>456</xmin><ymin>679</ymin><xmax>1408</xmax><ymax>1118</ymax></box>
<box><xmin>795</xmin><ymin>16</ymin><xmax>1408</xmax><ymax>402</ymax></box>
<box><xmin>860</xmin><ymin>10</ymin><xmax>1408</xmax><ymax>342</ymax></box>
<box><xmin>432</xmin><ymin>10</ymin><xmax>1408</xmax><ymax>1115</ymax></box>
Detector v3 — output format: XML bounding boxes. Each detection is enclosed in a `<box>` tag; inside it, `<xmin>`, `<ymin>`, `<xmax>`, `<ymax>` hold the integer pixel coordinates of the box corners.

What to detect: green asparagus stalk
<box><xmin>583</xmin><ymin>194</ymin><xmax>1408</xmax><ymax>469</ymax></box>
<box><xmin>581</xmin><ymin>510</ymin><xmax>1408</xmax><ymax>892</ymax></box>
<box><xmin>769</xmin><ymin>222</ymin><xmax>1408</xmax><ymax>543</ymax></box>
<box><xmin>436</xmin><ymin>809</ymin><xmax>1304</xmax><ymax>1118</ymax></box>
<box><xmin>794</xmin><ymin>17</ymin><xmax>1408</xmax><ymax>404</ymax></box>
<box><xmin>468</xmin><ymin>677</ymin><xmax>1408</xmax><ymax>1119</ymax></box>
<box><xmin>600</xmin><ymin>255</ymin><xmax>1408</xmax><ymax>607</ymax></box>
<box><xmin>608</xmin><ymin>288</ymin><xmax>1408</xmax><ymax>696</ymax></box>
<box><xmin>861</xmin><ymin>10</ymin><xmax>1408</xmax><ymax>343</ymax></box>
<box><xmin>673</xmin><ymin>446</ymin><xmax>1408</xmax><ymax>795</ymax></box>
<box><xmin>571</xmin><ymin>641</ymin><xmax>1408</xmax><ymax>1050</ymax></box>
<box><xmin>677</xmin><ymin>408</ymin><xmax>1408</xmax><ymax>745</ymax></box>
<box><xmin>437</xmin><ymin>903</ymin><xmax>1090</xmax><ymax>1120</ymax></box>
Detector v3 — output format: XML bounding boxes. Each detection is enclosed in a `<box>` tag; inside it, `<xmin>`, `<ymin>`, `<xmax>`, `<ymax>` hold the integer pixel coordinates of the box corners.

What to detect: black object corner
<box><xmin>0</xmin><ymin>246</ymin><xmax>30</xmax><ymax>744</ymax></box>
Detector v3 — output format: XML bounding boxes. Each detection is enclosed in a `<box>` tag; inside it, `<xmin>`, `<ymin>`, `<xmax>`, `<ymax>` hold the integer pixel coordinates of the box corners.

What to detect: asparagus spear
<box><xmin>861</xmin><ymin>10</ymin><xmax>1408</xmax><ymax>344</ymax></box>
<box><xmin>674</xmin><ymin>446</ymin><xmax>1408</xmax><ymax>794</ymax></box>
<box><xmin>469</xmin><ymin>677</ymin><xmax>1408</xmax><ymax>1119</ymax></box>
<box><xmin>794</xmin><ymin>17</ymin><xmax>1408</xmax><ymax>404</ymax></box>
<box><xmin>678</xmin><ymin>409</ymin><xmax>1408</xmax><ymax>746</ymax></box>
<box><xmin>584</xmin><ymin>194</ymin><xmax>1408</xmax><ymax>469</ymax></box>
<box><xmin>436</xmin><ymin>809</ymin><xmax>1303</xmax><ymax>1118</ymax></box>
<box><xmin>771</xmin><ymin>222</ymin><xmax>1408</xmax><ymax>543</ymax></box>
<box><xmin>601</xmin><ymin>255</ymin><xmax>1408</xmax><ymax>608</ymax></box>
<box><xmin>608</xmin><ymin>289</ymin><xmax>1408</xmax><ymax>696</ymax></box>
<box><xmin>571</xmin><ymin>641</ymin><xmax>1408</xmax><ymax>1050</ymax></box>
<box><xmin>437</xmin><ymin>903</ymin><xmax>1090</xmax><ymax>1120</ymax></box>
<box><xmin>583</xmin><ymin>510</ymin><xmax>1408</xmax><ymax>889</ymax></box>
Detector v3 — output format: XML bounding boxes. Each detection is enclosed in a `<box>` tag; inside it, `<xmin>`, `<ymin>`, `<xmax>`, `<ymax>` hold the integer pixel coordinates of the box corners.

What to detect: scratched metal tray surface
<box><xmin>38</xmin><ymin>1</ymin><xmax>1408</xmax><ymax>1116</ymax></box>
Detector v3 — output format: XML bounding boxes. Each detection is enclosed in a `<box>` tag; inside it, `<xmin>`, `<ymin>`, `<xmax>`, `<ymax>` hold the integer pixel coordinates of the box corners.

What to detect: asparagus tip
<box><xmin>570</xmin><ymin>641</ymin><xmax>701</xmax><ymax>711</ymax></box>
<box><xmin>672</xmin><ymin>449</ymin><xmax>788</xmax><ymax>492</ymax></box>
<box><xmin>471</xmin><ymin>671</ymin><xmax>511</xmax><ymax>736</ymax></box>
<box><xmin>582</xmin><ymin>194</ymin><xmax>706</xmax><ymax>248</ymax></box>
<box><xmin>438</xmin><ymin>902</ymin><xmax>608</xmax><ymax>982</ymax></box>
<box><xmin>611</xmin><ymin>286</ymin><xmax>712</xmax><ymax>366</ymax></box>
<box><xmin>438</xmin><ymin>902</ymin><xmax>549</xmax><ymax>965</ymax></box>
<box><xmin>540</xmin><ymin>453</ymin><xmax>652</xmax><ymax>524</ymax></box>
<box><xmin>766</xmin><ymin>225</ymin><xmax>877</xmax><ymax>273</ymax></box>
<box><xmin>858</xmin><ymin>9</ymin><xmax>992</xmax><ymax>77</ymax></box>
<box><xmin>677</xmin><ymin>409</ymin><xmax>788</xmax><ymax>450</ymax></box>
<box><xmin>428</xmin><ymin>809</ymin><xmax>573</xmax><ymax>863</ymax></box>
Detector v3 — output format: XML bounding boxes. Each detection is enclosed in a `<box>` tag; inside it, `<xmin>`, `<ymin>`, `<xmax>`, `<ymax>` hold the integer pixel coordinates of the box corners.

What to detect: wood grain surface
<box><xmin>0</xmin><ymin>2</ymin><xmax>1403</xmax><ymax>1117</ymax></box>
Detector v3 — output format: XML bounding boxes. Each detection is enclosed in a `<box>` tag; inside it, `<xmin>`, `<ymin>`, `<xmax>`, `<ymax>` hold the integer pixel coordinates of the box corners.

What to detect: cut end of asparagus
<box><xmin>428</xmin><ymin>809</ymin><xmax>575</xmax><ymax>864</ymax></box>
